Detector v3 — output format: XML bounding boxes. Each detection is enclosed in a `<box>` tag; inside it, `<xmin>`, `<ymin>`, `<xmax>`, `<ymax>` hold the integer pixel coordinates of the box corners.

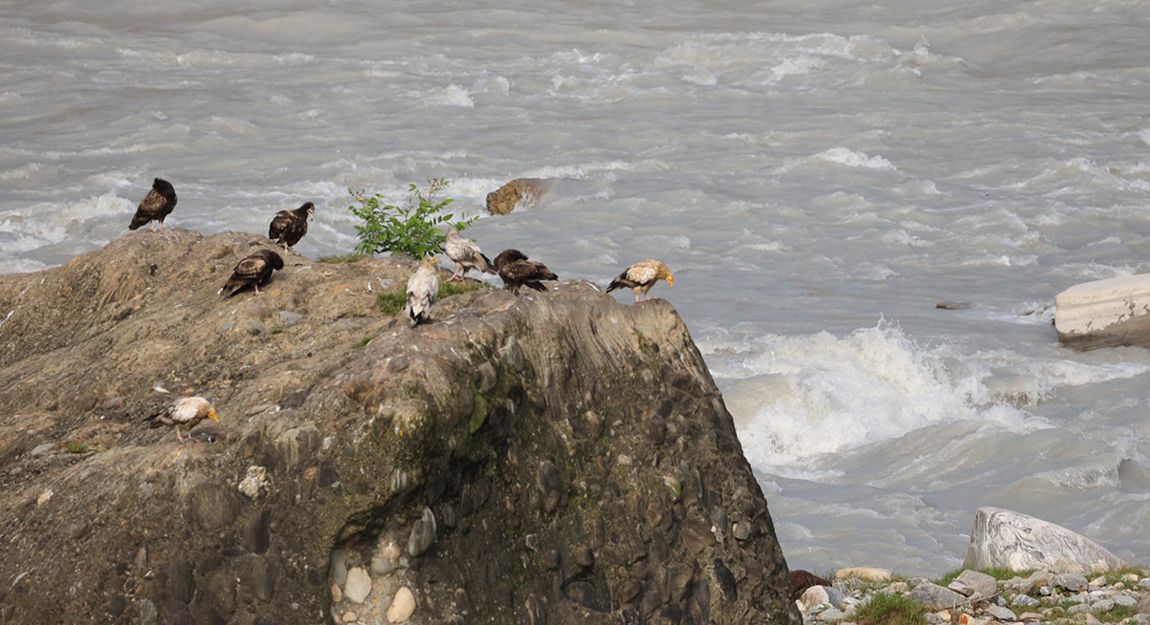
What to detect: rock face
<box><xmin>962</xmin><ymin>507</ymin><xmax>1128</xmax><ymax>574</ymax></box>
<box><xmin>910</xmin><ymin>582</ymin><xmax>969</xmax><ymax>610</ymax></box>
<box><xmin>485</xmin><ymin>178</ymin><xmax>553</xmax><ymax>215</ymax></box>
<box><xmin>0</xmin><ymin>231</ymin><xmax>800</xmax><ymax>624</ymax></box>
<box><xmin>1054</xmin><ymin>274</ymin><xmax>1150</xmax><ymax>351</ymax></box>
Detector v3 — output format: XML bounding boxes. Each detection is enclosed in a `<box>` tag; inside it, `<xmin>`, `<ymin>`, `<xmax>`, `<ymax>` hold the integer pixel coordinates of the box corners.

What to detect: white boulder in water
<box><xmin>1054</xmin><ymin>274</ymin><xmax>1150</xmax><ymax>351</ymax></box>
<box><xmin>962</xmin><ymin>507</ymin><xmax>1128</xmax><ymax>574</ymax></box>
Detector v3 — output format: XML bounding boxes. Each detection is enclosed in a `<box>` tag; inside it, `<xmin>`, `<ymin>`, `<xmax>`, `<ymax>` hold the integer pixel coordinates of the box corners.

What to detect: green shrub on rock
<box><xmin>348</xmin><ymin>179</ymin><xmax>476</xmax><ymax>258</ymax></box>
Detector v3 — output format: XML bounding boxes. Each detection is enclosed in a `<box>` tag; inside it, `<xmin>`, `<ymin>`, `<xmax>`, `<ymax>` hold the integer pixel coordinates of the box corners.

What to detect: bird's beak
<box><xmin>432</xmin><ymin>258</ymin><xmax>439</xmax><ymax>264</ymax></box>
<box><xmin>667</xmin><ymin>275</ymin><xmax>674</xmax><ymax>288</ymax></box>
<box><xmin>209</xmin><ymin>410</ymin><xmax>219</xmax><ymax>422</ymax></box>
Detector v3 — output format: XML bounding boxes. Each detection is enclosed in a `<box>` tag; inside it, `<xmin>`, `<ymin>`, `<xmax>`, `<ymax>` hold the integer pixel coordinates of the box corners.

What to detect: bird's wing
<box><xmin>407</xmin><ymin>267</ymin><xmax>439</xmax><ymax>311</ymax></box>
<box><xmin>135</xmin><ymin>189</ymin><xmax>166</xmax><ymax>218</ymax></box>
<box><xmin>269</xmin><ymin>211</ymin><xmax>293</xmax><ymax>234</ymax></box>
<box><xmin>231</xmin><ymin>256</ymin><xmax>269</xmax><ymax>281</ymax></box>
<box><xmin>503</xmin><ymin>260</ymin><xmax>556</xmax><ymax>284</ymax></box>
<box><xmin>626</xmin><ymin>261</ymin><xmax>658</xmax><ymax>285</ymax></box>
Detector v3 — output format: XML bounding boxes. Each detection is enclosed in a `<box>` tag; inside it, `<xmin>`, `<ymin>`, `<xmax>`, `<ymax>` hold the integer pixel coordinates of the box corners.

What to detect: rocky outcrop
<box><xmin>486</xmin><ymin>178</ymin><xmax>554</xmax><ymax>215</ymax></box>
<box><xmin>0</xmin><ymin>230</ymin><xmax>799</xmax><ymax>624</ymax></box>
<box><xmin>962</xmin><ymin>507</ymin><xmax>1128</xmax><ymax>574</ymax></box>
<box><xmin>1054</xmin><ymin>274</ymin><xmax>1150</xmax><ymax>350</ymax></box>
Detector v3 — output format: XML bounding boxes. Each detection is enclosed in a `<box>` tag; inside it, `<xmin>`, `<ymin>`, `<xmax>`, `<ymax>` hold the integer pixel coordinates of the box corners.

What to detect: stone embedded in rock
<box><xmin>962</xmin><ymin>507</ymin><xmax>1128</xmax><ymax>573</ymax></box>
<box><xmin>909</xmin><ymin>582</ymin><xmax>968</xmax><ymax>610</ymax></box>
<box><xmin>834</xmin><ymin>567</ymin><xmax>892</xmax><ymax>583</ymax></box>
<box><xmin>237</xmin><ymin>465</ymin><xmax>268</xmax><ymax>499</ymax></box>
<box><xmin>387</xmin><ymin>587</ymin><xmax>415</xmax><ymax>623</ymax></box>
<box><xmin>1054</xmin><ymin>273</ymin><xmax>1150</xmax><ymax>351</ymax></box>
<box><xmin>331</xmin><ymin>549</ymin><xmax>349</xmax><ymax>586</ymax></box>
<box><xmin>345</xmin><ymin>567</ymin><xmax>372</xmax><ymax>604</ymax></box>
<box><xmin>372</xmin><ymin>541</ymin><xmax>401</xmax><ymax>576</ymax></box>
<box><xmin>407</xmin><ymin>507</ymin><xmax>437</xmax><ymax>557</ymax></box>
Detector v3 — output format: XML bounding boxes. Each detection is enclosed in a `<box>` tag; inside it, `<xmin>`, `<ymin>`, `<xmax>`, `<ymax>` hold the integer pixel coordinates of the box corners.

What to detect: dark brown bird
<box><xmin>218</xmin><ymin>249</ymin><xmax>284</xmax><ymax>297</ymax></box>
<box><xmin>493</xmin><ymin>249</ymin><xmax>558</xmax><ymax>295</ymax></box>
<box><xmin>790</xmin><ymin>570</ymin><xmax>832</xmax><ymax>601</ymax></box>
<box><xmin>268</xmin><ymin>202</ymin><xmax>315</xmax><ymax>251</ymax></box>
<box><xmin>128</xmin><ymin>178</ymin><xmax>177</xmax><ymax>231</ymax></box>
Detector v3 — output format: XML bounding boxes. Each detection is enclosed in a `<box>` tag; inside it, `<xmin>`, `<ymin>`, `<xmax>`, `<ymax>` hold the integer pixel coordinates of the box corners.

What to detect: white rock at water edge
<box><xmin>962</xmin><ymin>507</ymin><xmax>1127</xmax><ymax>573</ymax></box>
<box><xmin>1054</xmin><ymin>273</ymin><xmax>1150</xmax><ymax>351</ymax></box>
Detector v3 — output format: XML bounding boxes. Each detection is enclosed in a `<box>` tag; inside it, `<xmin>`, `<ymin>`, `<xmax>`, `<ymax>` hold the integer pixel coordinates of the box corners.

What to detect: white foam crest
<box><xmin>727</xmin><ymin>324</ymin><xmax>995</xmax><ymax>468</ymax></box>
<box><xmin>0</xmin><ymin>162</ymin><xmax>45</xmax><ymax>181</ymax></box>
<box><xmin>777</xmin><ymin>147</ymin><xmax>896</xmax><ymax>174</ymax></box>
<box><xmin>0</xmin><ymin>258</ymin><xmax>48</xmax><ymax>274</ymax></box>
<box><xmin>427</xmin><ymin>84</ymin><xmax>475</xmax><ymax>107</ymax></box>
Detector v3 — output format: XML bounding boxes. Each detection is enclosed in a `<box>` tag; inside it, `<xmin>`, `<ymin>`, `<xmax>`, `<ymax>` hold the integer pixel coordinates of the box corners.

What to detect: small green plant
<box><xmin>348</xmin><ymin>179</ymin><xmax>477</xmax><ymax>258</ymax></box>
<box><xmin>65</xmin><ymin>441</ymin><xmax>89</xmax><ymax>454</ymax></box>
<box><xmin>352</xmin><ymin>336</ymin><xmax>373</xmax><ymax>349</ymax></box>
<box><xmin>270</xmin><ymin>327</ymin><xmax>285</xmax><ymax>335</ymax></box>
<box><xmin>317</xmin><ymin>252</ymin><xmax>370</xmax><ymax>264</ymax></box>
<box><xmin>377</xmin><ymin>280</ymin><xmax>489</xmax><ymax>316</ymax></box>
<box><xmin>933</xmin><ymin>567</ymin><xmax>1034</xmax><ymax>587</ymax></box>
<box><xmin>853</xmin><ymin>593</ymin><xmax>926</xmax><ymax>625</ymax></box>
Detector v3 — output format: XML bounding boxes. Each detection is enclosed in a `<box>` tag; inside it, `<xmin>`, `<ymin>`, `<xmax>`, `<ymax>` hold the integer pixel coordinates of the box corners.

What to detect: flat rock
<box><xmin>910</xmin><ymin>582</ymin><xmax>968</xmax><ymax>610</ymax></box>
<box><xmin>1054</xmin><ymin>574</ymin><xmax>1089</xmax><ymax>592</ymax></box>
<box><xmin>834</xmin><ymin>567</ymin><xmax>892</xmax><ymax>583</ymax></box>
<box><xmin>984</xmin><ymin>605</ymin><xmax>1015</xmax><ymax>621</ymax></box>
<box><xmin>1055</xmin><ymin>273</ymin><xmax>1150</xmax><ymax>350</ymax></box>
<box><xmin>387</xmin><ymin>587</ymin><xmax>415</xmax><ymax>623</ymax></box>
<box><xmin>345</xmin><ymin>567</ymin><xmax>371</xmax><ymax>604</ymax></box>
<box><xmin>962</xmin><ymin>507</ymin><xmax>1128</xmax><ymax>573</ymax></box>
<box><xmin>953</xmin><ymin>570</ymin><xmax>997</xmax><ymax>599</ymax></box>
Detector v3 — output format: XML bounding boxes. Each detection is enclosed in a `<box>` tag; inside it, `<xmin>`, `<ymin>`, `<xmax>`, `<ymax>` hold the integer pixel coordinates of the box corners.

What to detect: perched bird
<box><xmin>444</xmin><ymin>227</ymin><xmax>495</xmax><ymax>282</ymax></box>
<box><xmin>268</xmin><ymin>202</ymin><xmax>315</xmax><ymax>251</ymax></box>
<box><xmin>144</xmin><ymin>396</ymin><xmax>218</xmax><ymax>444</ymax></box>
<box><xmin>606</xmin><ymin>259</ymin><xmax>674</xmax><ymax>302</ymax></box>
<box><xmin>128</xmin><ymin>178</ymin><xmax>178</xmax><ymax>231</ymax></box>
<box><xmin>406</xmin><ymin>256</ymin><xmax>439</xmax><ymax>327</ymax></box>
<box><xmin>218</xmin><ymin>249</ymin><xmax>284</xmax><ymax>297</ymax></box>
<box><xmin>493</xmin><ymin>249</ymin><xmax>558</xmax><ymax>295</ymax></box>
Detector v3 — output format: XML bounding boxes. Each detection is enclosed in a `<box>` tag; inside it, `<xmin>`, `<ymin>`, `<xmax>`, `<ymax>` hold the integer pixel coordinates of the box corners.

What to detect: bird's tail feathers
<box><xmin>525</xmin><ymin>281</ymin><xmax>547</xmax><ymax>292</ymax></box>
<box><xmin>606</xmin><ymin>279</ymin><xmax>623</xmax><ymax>293</ymax></box>
<box><xmin>481</xmin><ymin>253</ymin><xmax>496</xmax><ymax>274</ymax></box>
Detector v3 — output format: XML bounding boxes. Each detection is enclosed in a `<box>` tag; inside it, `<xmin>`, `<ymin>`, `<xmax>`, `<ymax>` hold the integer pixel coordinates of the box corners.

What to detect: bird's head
<box><xmin>208</xmin><ymin>410</ymin><xmax>219</xmax><ymax>422</ymax></box>
<box><xmin>423</xmin><ymin>256</ymin><xmax>439</xmax><ymax>268</ymax></box>
<box><xmin>302</xmin><ymin>202</ymin><xmax>316</xmax><ymax>216</ymax></box>
<box><xmin>446</xmin><ymin>227</ymin><xmax>459</xmax><ymax>238</ymax></box>
<box><xmin>666</xmin><ymin>273</ymin><xmax>674</xmax><ymax>288</ymax></box>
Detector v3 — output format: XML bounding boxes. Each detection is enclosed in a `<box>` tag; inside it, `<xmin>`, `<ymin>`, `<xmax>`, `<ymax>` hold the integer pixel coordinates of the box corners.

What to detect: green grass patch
<box><xmin>933</xmin><ymin>567</ymin><xmax>1033</xmax><ymax>587</ymax></box>
<box><xmin>352</xmin><ymin>336</ymin><xmax>373</xmax><ymax>349</ymax></box>
<box><xmin>317</xmin><ymin>252</ymin><xmax>370</xmax><ymax>264</ymax></box>
<box><xmin>1095</xmin><ymin>605</ymin><xmax>1139</xmax><ymax>623</ymax></box>
<box><xmin>377</xmin><ymin>280</ymin><xmax>489</xmax><ymax>316</ymax></box>
<box><xmin>65</xmin><ymin>441</ymin><xmax>89</xmax><ymax>454</ymax></box>
<box><xmin>270</xmin><ymin>327</ymin><xmax>285</xmax><ymax>335</ymax></box>
<box><xmin>853</xmin><ymin>593</ymin><xmax>926</xmax><ymax>625</ymax></box>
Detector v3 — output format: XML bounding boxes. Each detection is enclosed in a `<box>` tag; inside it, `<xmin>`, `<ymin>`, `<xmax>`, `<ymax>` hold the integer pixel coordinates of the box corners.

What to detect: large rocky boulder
<box><xmin>485</xmin><ymin>178</ymin><xmax>554</xmax><ymax>215</ymax></box>
<box><xmin>1055</xmin><ymin>273</ymin><xmax>1150</xmax><ymax>350</ymax></box>
<box><xmin>0</xmin><ymin>230</ymin><xmax>800</xmax><ymax>624</ymax></box>
<box><xmin>962</xmin><ymin>507</ymin><xmax>1128</xmax><ymax>574</ymax></box>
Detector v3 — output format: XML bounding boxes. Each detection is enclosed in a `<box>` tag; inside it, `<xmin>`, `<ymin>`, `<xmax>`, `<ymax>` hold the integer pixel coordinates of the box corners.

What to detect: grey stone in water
<box><xmin>407</xmin><ymin>506</ymin><xmax>437</xmax><ymax>557</ymax></box>
<box><xmin>985</xmin><ymin>605</ymin><xmax>1016</xmax><ymax>621</ymax></box>
<box><xmin>1012</xmin><ymin>594</ymin><xmax>1041</xmax><ymax>608</ymax></box>
<box><xmin>1055</xmin><ymin>574</ymin><xmax>1090</xmax><ymax>592</ymax></box>
<box><xmin>909</xmin><ymin>582</ymin><xmax>968</xmax><ymax>610</ymax></box>
<box><xmin>963</xmin><ymin>507</ymin><xmax>1128</xmax><ymax>573</ymax></box>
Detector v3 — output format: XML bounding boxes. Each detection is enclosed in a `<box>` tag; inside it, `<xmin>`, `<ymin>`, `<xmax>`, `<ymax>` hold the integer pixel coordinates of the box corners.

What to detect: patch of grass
<box><xmin>352</xmin><ymin>336</ymin><xmax>373</xmax><ymax>349</ymax></box>
<box><xmin>65</xmin><ymin>441</ymin><xmax>89</xmax><ymax>454</ymax></box>
<box><xmin>853</xmin><ymin>593</ymin><xmax>927</xmax><ymax>625</ymax></box>
<box><xmin>1095</xmin><ymin>605</ymin><xmax>1138</xmax><ymax>623</ymax></box>
<box><xmin>270</xmin><ymin>327</ymin><xmax>285</xmax><ymax>335</ymax></box>
<box><xmin>376</xmin><ymin>280</ymin><xmax>490</xmax><ymax>316</ymax></box>
<box><xmin>933</xmin><ymin>567</ymin><xmax>1033</xmax><ymax>587</ymax></box>
<box><xmin>317</xmin><ymin>252</ymin><xmax>369</xmax><ymax>264</ymax></box>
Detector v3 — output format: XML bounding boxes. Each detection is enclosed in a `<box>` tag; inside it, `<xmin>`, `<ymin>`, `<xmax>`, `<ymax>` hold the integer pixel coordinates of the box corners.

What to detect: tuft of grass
<box><xmin>65</xmin><ymin>441</ymin><xmax>89</xmax><ymax>454</ymax></box>
<box><xmin>352</xmin><ymin>336</ymin><xmax>373</xmax><ymax>349</ymax></box>
<box><xmin>377</xmin><ymin>280</ymin><xmax>490</xmax><ymax>316</ymax></box>
<box><xmin>933</xmin><ymin>567</ymin><xmax>1033</xmax><ymax>587</ymax></box>
<box><xmin>853</xmin><ymin>593</ymin><xmax>927</xmax><ymax>625</ymax></box>
<box><xmin>270</xmin><ymin>328</ymin><xmax>285</xmax><ymax>335</ymax></box>
<box><xmin>317</xmin><ymin>252</ymin><xmax>369</xmax><ymax>264</ymax></box>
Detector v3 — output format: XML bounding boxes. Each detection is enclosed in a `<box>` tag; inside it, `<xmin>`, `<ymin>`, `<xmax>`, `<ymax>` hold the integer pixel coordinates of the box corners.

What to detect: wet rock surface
<box><xmin>0</xmin><ymin>231</ymin><xmax>799</xmax><ymax>624</ymax></box>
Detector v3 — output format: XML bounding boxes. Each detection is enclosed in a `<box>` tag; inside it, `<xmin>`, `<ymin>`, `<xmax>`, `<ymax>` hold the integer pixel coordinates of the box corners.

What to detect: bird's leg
<box><xmin>253</xmin><ymin>284</ymin><xmax>261</xmax><ymax>295</ymax></box>
<box><xmin>449</xmin><ymin>269</ymin><xmax>462</xmax><ymax>282</ymax></box>
<box><xmin>635</xmin><ymin>292</ymin><xmax>640</xmax><ymax>303</ymax></box>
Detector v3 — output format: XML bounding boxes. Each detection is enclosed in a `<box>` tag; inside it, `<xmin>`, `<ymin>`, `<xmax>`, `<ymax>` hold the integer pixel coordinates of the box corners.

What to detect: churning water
<box><xmin>3</xmin><ymin>0</ymin><xmax>1150</xmax><ymax>575</ymax></box>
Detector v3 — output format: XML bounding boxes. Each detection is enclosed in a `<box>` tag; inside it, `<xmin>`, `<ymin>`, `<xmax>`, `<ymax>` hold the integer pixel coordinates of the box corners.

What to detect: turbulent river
<box><xmin>4</xmin><ymin>0</ymin><xmax>1150</xmax><ymax>575</ymax></box>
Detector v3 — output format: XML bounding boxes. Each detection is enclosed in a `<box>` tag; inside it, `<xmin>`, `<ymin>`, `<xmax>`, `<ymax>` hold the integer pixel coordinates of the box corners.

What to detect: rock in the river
<box><xmin>909</xmin><ymin>582</ymin><xmax>968</xmax><ymax>610</ymax></box>
<box><xmin>345</xmin><ymin>567</ymin><xmax>372</xmax><ymax>604</ymax></box>
<box><xmin>485</xmin><ymin>178</ymin><xmax>552</xmax><ymax>215</ymax></box>
<box><xmin>962</xmin><ymin>507</ymin><xmax>1128</xmax><ymax>573</ymax></box>
<box><xmin>1054</xmin><ymin>273</ymin><xmax>1150</xmax><ymax>351</ymax></box>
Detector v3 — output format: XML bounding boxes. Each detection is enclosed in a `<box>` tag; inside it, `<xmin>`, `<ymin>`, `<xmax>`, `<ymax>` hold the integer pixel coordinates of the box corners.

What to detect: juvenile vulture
<box><xmin>268</xmin><ymin>202</ymin><xmax>315</xmax><ymax>251</ymax></box>
<box><xmin>406</xmin><ymin>256</ymin><xmax>439</xmax><ymax>327</ymax></box>
<box><xmin>128</xmin><ymin>178</ymin><xmax>178</xmax><ymax>231</ymax></box>
<box><xmin>606</xmin><ymin>259</ymin><xmax>673</xmax><ymax>302</ymax></box>
<box><xmin>144</xmin><ymin>396</ymin><xmax>218</xmax><ymax>443</ymax></box>
<box><xmin>493</xmin><ymin>249</ymin><xmax>558</xmax><ymax>295</ymax></box>
<box><xmin>444</xmin><ymin>227</ymin><xmax>495</xmax><ymax>282</ymax></box>
<box><xmin>218</xmin><ymin>249</ymin><xmax>284</xmax><ymax>297</ymax></box>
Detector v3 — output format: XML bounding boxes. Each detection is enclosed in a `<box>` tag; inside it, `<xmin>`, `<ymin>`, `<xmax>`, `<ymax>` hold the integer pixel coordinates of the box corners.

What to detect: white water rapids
<box><xmin>3</xmin><ymin>0</ymin><xmax>1150</xmax><ymax>575</ymax></box>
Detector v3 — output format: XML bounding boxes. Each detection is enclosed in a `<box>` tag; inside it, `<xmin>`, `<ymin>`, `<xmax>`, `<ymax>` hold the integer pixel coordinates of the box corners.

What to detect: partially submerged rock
<box><xmin>962</xmin><ymin>507</ymin><xmax>1128</xmax><ymax>574</ymax></box>
<box><xmin>1054</xmin><ymin>273</ymin><xmax>1150</xmax><ymax>351</ymax></box>
<box><xmin>0</xmin><ymin>231</ymin><xmax>799</xmax><ymax>624</ymax></box>
<box><xmin>486</xmin><ymin>178</ymin><xmax>554</xmax><ymax>215</ymax></box>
